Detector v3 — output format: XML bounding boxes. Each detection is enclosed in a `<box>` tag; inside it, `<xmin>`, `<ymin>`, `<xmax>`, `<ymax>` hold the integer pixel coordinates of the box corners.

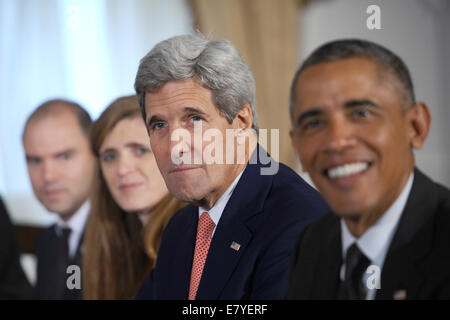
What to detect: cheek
<box><xmin>28</xmin><ymin>168</ymin><xmax>42</xmax><ymax>185</ymax></box>
<box><xmin>145</xmin><ymin>162</ymin><xmax>165</xmax><ymax>186</ymax></box>
<box><xmin>297</xmin><ymin>140</ymin><xmax>317</xmax><ymax>168</ymax></box>
<box><xmin>100</xmin><ymin>165</ymin><xmax>116</xmax><ymax>190</ymax></box>
<box><xmin>364</xmin><ymin>122</ymin><xmax>405</xmax><ymax>160</ymax></box>
<box><xmin>151</xmin><ymin>144</ymin><xmax>169</xmax><ymax>169</ymax></box>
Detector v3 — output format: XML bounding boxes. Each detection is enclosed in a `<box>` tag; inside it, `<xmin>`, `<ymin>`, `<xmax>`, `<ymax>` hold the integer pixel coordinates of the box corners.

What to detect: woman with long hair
<box><xmin>83</xmin><ymin>95</ymin><xmax>185</xmax><ymax>299</ymax></box>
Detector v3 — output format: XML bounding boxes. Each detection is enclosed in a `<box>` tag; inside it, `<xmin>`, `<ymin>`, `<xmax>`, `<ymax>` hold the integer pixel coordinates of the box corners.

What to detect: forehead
<box><xmin>24</xmin><ymin>111</ymin><xmax>89</xmax><ymax>154</ymax></box>
<box><xmin>145</xmin><ymin>78</ymin><xmax>217</xmax><ymax>116</ymax></box>
<box><xmin>294</xmin><ymin>58</ymin><xmax>402</xmax><ymax>108</ymax></box>
<box><xmin>101</xmin><ymin>117</ymin><xmax>148</xmax><ymax>150</ymax></box>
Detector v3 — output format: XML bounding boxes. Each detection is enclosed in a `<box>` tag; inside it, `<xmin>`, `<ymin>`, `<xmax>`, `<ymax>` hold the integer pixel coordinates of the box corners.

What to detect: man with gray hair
<box><xmin>134</xmin><ymin>33</ymin><xmax>328</xmax><ymax>300</ymax></box>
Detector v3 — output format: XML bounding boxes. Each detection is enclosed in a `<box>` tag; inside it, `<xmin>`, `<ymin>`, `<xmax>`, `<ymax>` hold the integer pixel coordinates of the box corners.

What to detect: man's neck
<box><xmin>194</xmin><ymin>163</ymin><xmax>247</xmax><ymax>210</ymax></box>
<box><xmin>344</xmin><ymin>170</ymin><xmax>414</xmax><ymax>238</ymax></box>
<box><xmin>194</xmin><ymin>135</ymin><xmax>257</xmax><ymax>210</ymax></box>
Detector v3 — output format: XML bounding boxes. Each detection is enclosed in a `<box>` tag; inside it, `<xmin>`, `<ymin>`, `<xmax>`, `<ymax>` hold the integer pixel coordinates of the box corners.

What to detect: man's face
<box><xmin>144</xmin><ymin>78</ymin><xmax>242</xmax><ymax>207</ymax></box>
<box><xmin>290</xmin><ymin>58</ymin><xmax>415</xmax><ymax>223</ymax></box>
<box><xmin>23</xmin><ymin>110</ymin><xmax>96</xmax><ymax>219</ymax></box>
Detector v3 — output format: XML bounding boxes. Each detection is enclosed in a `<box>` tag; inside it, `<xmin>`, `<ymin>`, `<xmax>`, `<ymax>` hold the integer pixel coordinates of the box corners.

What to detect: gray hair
<box><xmin>290</xmin><ymin>39</ymin><xmax>416</xmax><ymax>122</ymax></box>
<box><xmin>134</xmin><ymin>33</ymin><xmax>258</xmax><ymax>131</ymax></box>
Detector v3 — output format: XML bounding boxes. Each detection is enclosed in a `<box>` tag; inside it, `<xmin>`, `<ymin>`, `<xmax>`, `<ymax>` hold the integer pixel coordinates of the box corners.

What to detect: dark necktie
<box><xmin>343</xmin><ymin>243</ymin><xmax>371</xmax><ymax>300</ymax></box>
<box><xmin>56</xmin><ymin>227</ymin><xmax>71</xmax><ymax>299</ymax></box>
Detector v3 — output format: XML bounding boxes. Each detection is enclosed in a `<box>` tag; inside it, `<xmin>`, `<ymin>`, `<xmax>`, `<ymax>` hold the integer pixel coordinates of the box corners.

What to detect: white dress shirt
<box><xmin>340</xmin><ymin>172</ymin><xmax>414</xmax><ymax>300</ymax></box>
<box><xmin>55</xmin><ymin>201</ymin><xmax>90</xmax><ymax>259</ymax></box>
<box><xmin>198</xmin><ymin>168</ymin><xmax>245</xmax><ymax>237</ymax></box>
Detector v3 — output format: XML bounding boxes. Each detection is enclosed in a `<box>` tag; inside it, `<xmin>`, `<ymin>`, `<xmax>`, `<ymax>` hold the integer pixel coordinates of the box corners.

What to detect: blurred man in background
<box><xmin>22</xmin><ymin>99</ymin><xmax>96</xmax><ymax>299</ymax></box>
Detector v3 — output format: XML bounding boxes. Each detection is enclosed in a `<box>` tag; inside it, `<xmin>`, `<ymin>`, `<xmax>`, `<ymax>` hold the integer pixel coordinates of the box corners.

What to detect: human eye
<box><xmin>101</xmin><ymin>152</ymin><xmax>116</xmax><ymax>163</ymax></box>
<box><xmin>26</xmin><ymin>156</ymin><xmax>41</xmax><ymax>165</ymax></box>
<box><xmin>58</xmin><ymin>151</ymin><xmax>71</xmax><ymax>160</ymax></box>
<box><xmin>136</xmin><ymin>147</ymin><xmax>150</xmax><ymax>156</ymax></box>
<box><xmin>151</xmin><ymin>122</ymin><xmax>166</xmax><ymax>132</ymax></box>
<box><xmin>351</xmin><ymin>108</ymin><xmax>372</xmax><ymax>119</ymax></box>
<box><xmin>301</xmin><ymin>118</ymin><xmax>322</xmax><ymax>132</ymax></box>
<box><xmin>190</xmin><ymin>115</ymin><xmax>203</xmax><ymax>123</ymax></box>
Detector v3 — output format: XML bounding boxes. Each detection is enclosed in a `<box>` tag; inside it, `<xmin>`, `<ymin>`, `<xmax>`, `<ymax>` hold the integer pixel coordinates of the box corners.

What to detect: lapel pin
<box><xmin>393</xmin><ymin>290</ymin><xmax>407</xmax><ymax>300</ymax></box>
<box><xmin>230</xmin><ymin>241</ymin><xmax>241</xmax><ymax>251</ymax></box>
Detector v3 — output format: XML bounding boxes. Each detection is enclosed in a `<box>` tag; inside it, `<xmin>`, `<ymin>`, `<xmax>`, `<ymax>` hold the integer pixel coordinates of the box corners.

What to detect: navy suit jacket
<box><xmin>136</xmin><ymin>149</ymin><xmax>328</xmax><ymax>299</ymax></box>
<box><xmin>34</xmin><ymin>225</ymin><xmax>84</xmax><ymax>299</ymax></box>
<box><xmin>287</xmin><ymin>168</ymin><xmax>450</xmax><ymax>299</ymax></box>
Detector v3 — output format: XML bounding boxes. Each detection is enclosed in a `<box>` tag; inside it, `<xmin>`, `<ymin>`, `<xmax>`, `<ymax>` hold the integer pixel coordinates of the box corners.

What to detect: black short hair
<box><xmin>290</xmin><ymin>39</ymin><xmax>416</xmax><ymax>120</ymax></box>
<box><xmin>23</xmin><ymin>98</ymin><xmax>92</xmax><ymax>141</ymax></box>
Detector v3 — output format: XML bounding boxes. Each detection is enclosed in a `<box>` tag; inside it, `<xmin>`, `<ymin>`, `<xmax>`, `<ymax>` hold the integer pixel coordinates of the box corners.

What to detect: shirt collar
<box><xmin>341</xmin><ymin>172</ymin><xmax>414</xmax><ymax>266</ymax></box>
<box><xmin>198</xmin><ymin>168</ymin><xmax>245</xmax><ymax>227</ymax></box>
<box><xmin>56</xmin><ymin>201</ymin><xmax>90</xmax><ymax>235</ymax></box>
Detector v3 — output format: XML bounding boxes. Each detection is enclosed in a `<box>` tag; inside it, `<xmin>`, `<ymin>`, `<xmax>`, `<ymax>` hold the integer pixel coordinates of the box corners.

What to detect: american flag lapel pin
<box><xmin>230</xmin><ymin>241</ymin><xmax>241</xmax><ymax>251</ymax></box>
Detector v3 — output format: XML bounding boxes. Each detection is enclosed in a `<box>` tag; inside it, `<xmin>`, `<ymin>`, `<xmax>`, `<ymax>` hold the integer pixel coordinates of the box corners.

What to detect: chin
<box><xmin>330</xmin><ymin>198</ymin><xmax>374</xmax><ymax>219</ymax></box>
<box><xmin>121</xmin><ymin>204</ymin><xmax>146</xmax><ymax>213</ymax></box>
<box><xmin>169</xmin><ymin>186</ymin><xmax>206</xmax><ymax>203</ymax></box>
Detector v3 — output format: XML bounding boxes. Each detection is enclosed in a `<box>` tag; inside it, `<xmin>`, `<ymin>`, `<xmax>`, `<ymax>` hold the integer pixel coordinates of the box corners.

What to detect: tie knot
<box><xmin>198</xmin><ymin>212</ymin><xmax>215</xmax><ymax>239</ymax></box>
<box><xmin>60</xmin><ymin>226</ymin><xmax>72</xmax><ymax>239</ymax></box>
<box><xmin>346</xmin><ymin>243</ymin><xmax>370</xmax><ymax>271</ymax></box>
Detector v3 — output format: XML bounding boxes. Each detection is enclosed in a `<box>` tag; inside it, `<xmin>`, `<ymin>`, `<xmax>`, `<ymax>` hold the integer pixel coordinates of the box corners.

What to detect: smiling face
<box><xmin>144</xmin><ymin>78</ymin><xmax>249</xmax><ymax>209</ymax></box>
<box><xmin>99</xmin><ymin>116</ymin><xmax>168</xmax><ymax>213</ymax></box>
<box><xmin>290</xmin><ymin>58</ymin><xmax>420</xmax><ymax>231</ymax></box>
<box><xmin>24</xmin><ymin>110</ymin><xmax>96</xmax><ymax>219</ymax></box>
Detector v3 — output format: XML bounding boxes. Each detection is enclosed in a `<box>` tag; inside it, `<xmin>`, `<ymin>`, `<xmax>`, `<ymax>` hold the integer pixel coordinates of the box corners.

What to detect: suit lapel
<box><xmin>314</xmin><ymin>215</ymin><xmax>342</xmax><ymax>299</ymax></box>
<box><xmin>376</xmin><ymin>168</ymin><xmax>437</xmax><ymax>299</ymax></box>
<box><xmin>195</xmin><ymin>148</ymin><xmax>274</xmax><ymax>299</ymax></box>
<box><xmin>159</xmin><ymin>205</ymin><xmax>197</xmax><ymax>299</ymax></box>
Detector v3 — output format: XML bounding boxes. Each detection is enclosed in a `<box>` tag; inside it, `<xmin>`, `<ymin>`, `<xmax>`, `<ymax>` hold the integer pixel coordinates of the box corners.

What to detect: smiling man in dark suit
<box><xmin>134</xmin><ymin>33</ymin><xmax>328</xmax><ymax>300</ymax></box>
<box><xmin>287</xmin><ymin>39</ymin><xmax>450</xmax><ymax>300</ymax></box>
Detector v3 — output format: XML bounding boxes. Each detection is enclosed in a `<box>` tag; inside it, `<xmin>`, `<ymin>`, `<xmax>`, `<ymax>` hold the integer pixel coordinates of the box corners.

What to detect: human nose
<box><xmin>43</xmin><ymin>160</ymin><xmax>58</xmax><ymax>182</ymax></box>
<box><xmin>322</xmin><ymin>117</ymin><xmax>356</xmax><ymax>153</ymax></box>
<box><xmin>116</xmin><ymin>154</ymin><xmax>134</xmax><ymax>177</ymax></box>
<box><xmin>169</xmin><ymin>125</ymin><xmax>192</xmax><ymax>163</ymax></box>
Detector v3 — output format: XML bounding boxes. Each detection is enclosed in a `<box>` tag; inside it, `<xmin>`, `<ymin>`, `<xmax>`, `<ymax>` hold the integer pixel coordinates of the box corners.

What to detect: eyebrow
<box><xmin>100</xmin><ymin>143</ymin><xmax>149</xmax><ymax>155</ymax></box>
<box><xmin>296</xmin><ymin>109</ymin><xmax>323</xmax><ymax>126</ymax></box>
<box><xmin>147</xmin><ymin>106</ymin><xmax>208</xmax><ymax>127</ymax></box>
<box><xmin>25</xmin><ymin>148</ymin><xmax>75</xmax><ymax>161</ymax></box>
<box><xmin>344</xmin><ymin>99</ymin><xmax>380</xmax><ymax>109</ymax></box>
<box><xmin>55</xmin><ymin>149</ymin><xmax>74</xmax><ymax>157</ymax></box>
<box><xmin>296</xmin><ymin>99</ymin><xmax>380</xmax><ymax>126</ymax></box>
<box><xmin>25</xmin><ymin>154</ymin><xmax>41</xmax><ymax>162</ymax></box>
<box><xmin>99</xmin><ymin>147</ymin><xmax>115</xmax><ymax>156</ymax></box>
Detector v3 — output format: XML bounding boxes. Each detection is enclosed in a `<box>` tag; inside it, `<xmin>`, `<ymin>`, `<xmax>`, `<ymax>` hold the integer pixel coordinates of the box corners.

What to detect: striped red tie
<box><xmin>188</xmin><ymin>212</ymin><xmax>215</xmax><ymax>300</ymax></box>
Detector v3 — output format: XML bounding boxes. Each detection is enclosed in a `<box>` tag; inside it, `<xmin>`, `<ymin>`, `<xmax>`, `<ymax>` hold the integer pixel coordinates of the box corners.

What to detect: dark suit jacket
<box><xmin>287</xmin><ymin>168</ymin><xmax>450</xmax><ymax>300</ymax></box>
<box><xmin>0</xmin><ymin>197</ymin><xmax>33</xmax><ymax>299</ymax></box>
<box><xmin>34</xmin><ymin>224</ymin><xmax>84</xmax><ymax>299</ymax></box>
<box><xmin>136</xmin><ymin>150</ymin><xmax>328</xmax><ymax>299</ymax></box>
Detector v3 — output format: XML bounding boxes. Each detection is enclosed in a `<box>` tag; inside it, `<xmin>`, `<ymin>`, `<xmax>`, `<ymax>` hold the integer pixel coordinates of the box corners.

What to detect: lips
<box><xmin>119</xmin><ymin>182</ymin><xmax>143</xmax><ymax>192</ymax></box>
<box><xmin>169</xmin><ymin>165</ymin><xmax>200</xmax><ymax>173</ymax></box>
<box><xmin>324</xmin><ymin>161</ymin><xmax>372</xmax><ymax>179</ymax></box>
<box><xmin>43</xmin><ymin>189</ymin><xmax>65</xmax><ymax>198</ymax></box>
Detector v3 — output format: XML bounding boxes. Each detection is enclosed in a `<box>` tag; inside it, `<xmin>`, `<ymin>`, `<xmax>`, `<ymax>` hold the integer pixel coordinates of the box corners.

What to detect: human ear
<box><xmin>406</xmin><ymin>102</ymin><xmax>431</xmax><ymax>150</ymax></box>
<box><xmin>234</xmin><ymin>103</ymin><xmax>253</xmax><ymax>132</ymax></box>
